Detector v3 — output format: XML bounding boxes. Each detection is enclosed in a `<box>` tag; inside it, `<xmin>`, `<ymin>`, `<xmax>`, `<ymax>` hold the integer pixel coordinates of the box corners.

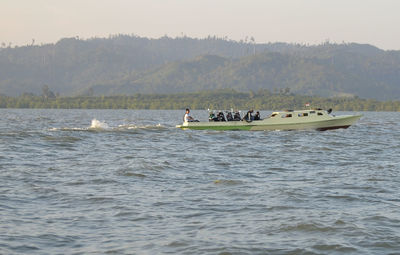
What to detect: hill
<box><xmin>1</xmin><ymin>35</ymin><xmax>400</xmax><ymax>100</ymax></box>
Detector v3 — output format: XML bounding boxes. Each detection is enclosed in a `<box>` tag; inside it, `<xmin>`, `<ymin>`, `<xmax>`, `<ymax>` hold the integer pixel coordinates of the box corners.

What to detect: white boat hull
<box><xmin>176</xmin><ymin>111</ymin><xmax>362</xmax><ymax>131</ymax></box>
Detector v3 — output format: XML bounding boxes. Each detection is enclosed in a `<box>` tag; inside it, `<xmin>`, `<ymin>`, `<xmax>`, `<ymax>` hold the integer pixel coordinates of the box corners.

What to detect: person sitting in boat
<box><xmin>254</xmin><ymin>111</ymin><xmax>261</xmax><ymax>120</ymax></box>
<box><xmin>209</xmin><ymin>112</ymin><xmax>216</xmax><ymax>121</ymax></box>
<box><xmin>243</xmin><ymin>109</ymin><xmax>254</xmax><ymax>121</ymax></box>
<box><xmin>184</xmin><ymin>108</ymin><xmax>197</xmax><ymax>122</ymax></box>
<box><xmin>217</xmin><ymin>111</ymin><xmax>226</xmax><ymax>121</ymax></box>
<box><xmin>233</xmin><ymin>111</ymin><xmax>241</xmax><ymax>121</ymax></box>
<box><xmin>226</xmin><ymin>112</ymin><xmax>234</xmax><ymax>121</ymax></box>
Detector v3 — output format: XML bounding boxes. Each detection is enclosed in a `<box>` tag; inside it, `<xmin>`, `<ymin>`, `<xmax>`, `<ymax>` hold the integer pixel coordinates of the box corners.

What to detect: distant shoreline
<box><xmin>1</xmin><ymin>90</ymin><xmax>399</xmax><ymax>111</ymax></box>
<box><xmin>2</xmin><ymin>36</ymin><xmax>400</xmax><ymax>101</ymax></box>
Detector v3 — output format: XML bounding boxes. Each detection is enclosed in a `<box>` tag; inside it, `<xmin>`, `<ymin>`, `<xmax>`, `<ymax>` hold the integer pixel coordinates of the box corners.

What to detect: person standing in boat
<box><xmin>184</xmin><ymin>108</ymin><xmax>196</xmax><ymax>122</ymax></box>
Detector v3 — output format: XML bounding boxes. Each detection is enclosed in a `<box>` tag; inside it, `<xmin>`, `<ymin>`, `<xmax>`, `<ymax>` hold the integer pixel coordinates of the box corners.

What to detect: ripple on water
<box><xmin>1</xmin><ymin>110</ymin><xmax>400</xmax><ymax>254</ymax></box>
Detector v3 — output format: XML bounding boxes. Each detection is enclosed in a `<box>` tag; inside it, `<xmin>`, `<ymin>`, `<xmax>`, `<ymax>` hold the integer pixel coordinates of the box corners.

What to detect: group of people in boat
<box><xmin>241</xmin><ymin>109</ymin><xmax>261</xmax><ymax>122</ymax></box>
<box><xmin>209</xmin><ymin>110</ymin><xmax>241</xmax><ymax>122</ymax></box>
<box><xmin>184</xmin><ymin>108</ymin><xmax>261</xmax><ymax>123</ymax></box>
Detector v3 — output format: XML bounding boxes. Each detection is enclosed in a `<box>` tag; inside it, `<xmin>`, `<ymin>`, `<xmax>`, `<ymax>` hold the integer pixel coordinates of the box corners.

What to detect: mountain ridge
<box><xmin>1</xmin><ymin>35</ymin><xmax>399</xmax><ymax>100</ymax></box>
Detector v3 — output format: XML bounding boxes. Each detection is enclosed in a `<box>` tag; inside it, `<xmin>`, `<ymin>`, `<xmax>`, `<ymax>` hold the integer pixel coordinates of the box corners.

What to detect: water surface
<box><xmin>0</xmin><ymin>109</ymin><xmax>399</xmax><ymax>254</ymax></box>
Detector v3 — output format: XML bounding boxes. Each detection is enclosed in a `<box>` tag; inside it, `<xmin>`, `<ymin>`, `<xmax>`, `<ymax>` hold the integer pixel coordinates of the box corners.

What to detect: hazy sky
<box><xmin>1</xmin><ymin>0</ymin><xmax>400</xmax><ymax>50</ymax></box>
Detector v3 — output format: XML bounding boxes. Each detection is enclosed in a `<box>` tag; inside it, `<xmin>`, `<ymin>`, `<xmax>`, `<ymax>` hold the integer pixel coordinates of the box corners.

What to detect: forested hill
<box><xmin>1</xmin><ymin>35</ymin><xmax>400</xmax><ymax>100</ymax></box>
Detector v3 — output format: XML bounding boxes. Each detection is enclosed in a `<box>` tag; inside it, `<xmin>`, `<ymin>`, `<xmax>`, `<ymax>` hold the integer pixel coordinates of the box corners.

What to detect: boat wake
<box><xmin>117</xmin><ymin>123</ymin><xmax>164</xmax><ymax>130</ymax></box>
<box><xmin>90</xmin><ymin>119</ymin><xmax>109</xmax><ymax>129</ymax></box>
<box><xmin>49</xmin><ymin>119</ymin><xmax>166</xmax><ymax>132</ymax></box>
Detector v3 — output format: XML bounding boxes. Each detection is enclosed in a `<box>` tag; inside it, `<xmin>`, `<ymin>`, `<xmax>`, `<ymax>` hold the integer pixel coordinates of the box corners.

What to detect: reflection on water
<box><xmin>0</xmin><ymin>109</ymin><xmax>399</xmax><ymax>254</ymax></box>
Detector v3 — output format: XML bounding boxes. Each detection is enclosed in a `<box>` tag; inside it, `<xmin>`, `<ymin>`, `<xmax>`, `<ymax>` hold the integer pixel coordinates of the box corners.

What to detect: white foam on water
<box><xmin>49</xmin><ymin>127</ymin><xmax>88</xmax><ymax>131</ymax></box>
<box><xmin>117</xmin><ymin>124</ymin><xmax>138</xmax><ymax>129</ymax></box>
<box><xmin>50</xmin><ymin>120</ymin><xmax>164</xmax><ymax>132</ymax></box>
<box><xmin>117</xmin><ymin>123</ymin><xmax>164</xmax><ymax>130</ymax></box>
<box><xmin>90</xmin><ymin>119</ymin><xmax>109</xmax><ymax>129</ymax></box>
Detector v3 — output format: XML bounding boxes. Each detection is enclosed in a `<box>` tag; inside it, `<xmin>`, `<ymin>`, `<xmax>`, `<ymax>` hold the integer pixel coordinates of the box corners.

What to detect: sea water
<box><xmin>0</xmin><ymin>109</ymin><xmax>399</xmax><ymax>254</ymax></box>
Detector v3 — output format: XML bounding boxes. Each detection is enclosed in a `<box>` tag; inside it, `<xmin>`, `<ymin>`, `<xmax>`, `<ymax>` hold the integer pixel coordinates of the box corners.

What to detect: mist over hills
<box><xmin>1</xmin><ymin>35</ymin><xmax>399</xmax><ymax>100</ymax></box>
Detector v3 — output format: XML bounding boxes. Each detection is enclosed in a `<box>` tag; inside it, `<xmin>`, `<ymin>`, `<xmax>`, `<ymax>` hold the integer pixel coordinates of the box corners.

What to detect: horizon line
<box><xmin>0</xmin><ymin>34</ymin><xmax>395</xmax><ymax>51</ymax></box>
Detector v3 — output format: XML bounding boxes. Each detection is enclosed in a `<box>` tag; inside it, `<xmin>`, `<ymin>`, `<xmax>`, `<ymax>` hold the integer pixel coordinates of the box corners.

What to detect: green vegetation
<box><xmin>1</xmin><ymin>35</ymin><xmax>400</xmax><ymax>100</ymax></box>
<box><xmin>1</xmin><ymin>89</ymin><xmax>399</xmax><ymax>111</ymax></box>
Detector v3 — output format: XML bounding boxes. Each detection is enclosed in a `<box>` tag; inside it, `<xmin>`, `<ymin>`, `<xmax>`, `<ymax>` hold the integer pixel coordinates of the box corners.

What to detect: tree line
<box><xmin>1</xmin><ymin>89</ymin><xmax>399</xmax><ymax>111</ymax></box>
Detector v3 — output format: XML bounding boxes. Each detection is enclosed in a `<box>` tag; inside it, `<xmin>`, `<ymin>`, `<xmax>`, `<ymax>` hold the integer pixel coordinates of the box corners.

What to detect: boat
<box><xmin>176</xmin><ymin>109</ymin><xmax>362</xmax><ymax>131</ymax></box>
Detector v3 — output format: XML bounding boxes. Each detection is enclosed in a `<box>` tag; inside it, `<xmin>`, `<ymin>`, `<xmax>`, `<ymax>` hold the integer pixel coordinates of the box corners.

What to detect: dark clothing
<box><xmin>243</xmin><ymin>111</ymin><xmax>253</xmax><ymax>121</ymax></box>
<box><xmin>217</xmin><ymin>112</ymin><xmax>226</xmax><ymax>122</ymax></box>
<box><xmin>226</xmin><ymin>112</ymin><xmax>234</xmax><ymax>121</ymax></box>
<box><xmin>233</xmin><ymin>112</ymin><xmax>241</xmax><ymax>121</ymax></box>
